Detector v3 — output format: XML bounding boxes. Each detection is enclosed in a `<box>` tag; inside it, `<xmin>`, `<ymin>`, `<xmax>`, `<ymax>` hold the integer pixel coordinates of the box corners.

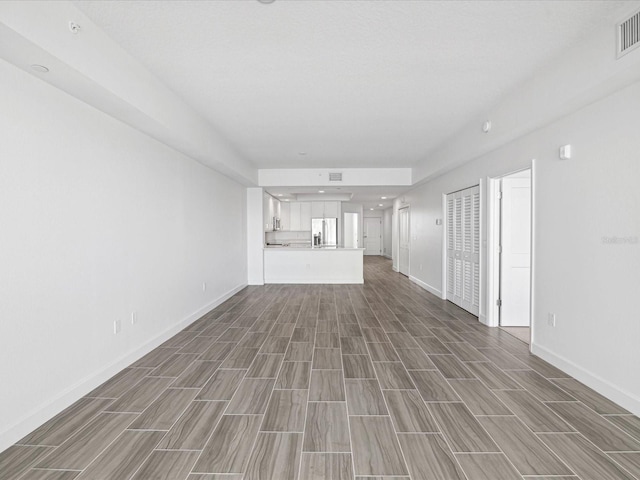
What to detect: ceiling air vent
<box><xmin>329</xmin><ymin>172</ymin><xmax>343</xmax><ymax>182</ymax></box>
<box><xmin>618</xmin><ymin>9</ymin><xmax>640</xmax><ymax>58</ymax></box>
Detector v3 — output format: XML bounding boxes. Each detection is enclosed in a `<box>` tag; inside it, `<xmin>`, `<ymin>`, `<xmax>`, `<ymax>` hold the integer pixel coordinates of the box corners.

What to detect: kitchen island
<box><xmin>264</xmin><ymin>247</ymin><xmax>364</xmax><ymax>284</ymax></box>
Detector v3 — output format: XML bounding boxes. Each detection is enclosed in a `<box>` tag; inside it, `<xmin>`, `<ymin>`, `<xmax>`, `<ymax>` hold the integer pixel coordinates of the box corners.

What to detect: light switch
<box><xmin>559</xmin><ymin>144</ymin><xmax>572</xmax><ymax>160</ymax></box>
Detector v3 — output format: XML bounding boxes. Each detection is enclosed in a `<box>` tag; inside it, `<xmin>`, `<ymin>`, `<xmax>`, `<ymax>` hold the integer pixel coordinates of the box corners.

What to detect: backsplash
<box><xmin>265</xmin><ymin>231</ymin><xmax>311</xmax><ymax>246</ymax></box>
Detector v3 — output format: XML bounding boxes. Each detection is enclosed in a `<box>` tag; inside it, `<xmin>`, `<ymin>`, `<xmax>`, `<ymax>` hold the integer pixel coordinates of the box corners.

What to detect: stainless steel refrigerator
<box><xmin>312</xmin><ymin>218</ymin><xmax>338</xmax><ymax>247</ymax></box>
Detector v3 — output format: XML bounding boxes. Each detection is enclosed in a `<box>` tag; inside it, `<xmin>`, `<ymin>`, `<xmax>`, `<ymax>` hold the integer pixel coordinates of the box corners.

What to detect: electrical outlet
<box><xmin>548</xmin><ymin>313</ymin><xmax>556</xmax><ymax>327</ymax></box>
<box><xmin>131</xmin><ymin>311</ymin><xmax>137</xmax><ymax>325</ymax></box>
<box><xmin>202</xmin><ymin>282</ymin><xmax>207</xmax><ymax>292</ymax></box>
<box><xmin>114</xmin><ymin>319</ymin><xmax>121</xmax><ymax>334</ymax></box>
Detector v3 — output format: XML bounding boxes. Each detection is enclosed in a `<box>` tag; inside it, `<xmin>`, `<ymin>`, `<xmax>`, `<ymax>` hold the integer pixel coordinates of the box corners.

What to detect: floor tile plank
<box><xmin>131</xmin><ymin>450</ymin><xmax>199</xmax><ymax>480</ymax></box>
<box><xmin>349</xmin><ymin>416</ymin><xmax>408</xmax><ymax>476</ymax></box>
<box><xmin>299</xmin><ymin>452</ymin><xmax>353</xmax><ymax>480</ymax></box>
<box><xmin>104</xmin><ymin>377</ymin><xmax>174</xmax><ymax>413</ymax></box>
<box><xmin>342</xmin><ymin>355</ymin><xmax>376</xmax><ymax>379</ymax></box>
<box><xmin>309</xmin><ymin>370</ymin><xmax>345</xmax><ymax>401</ymax></box>
<box><xmin>18</xmin><ymin>398</ymin><xmax>114</xmax><ymax>447</ymax></box>
<box><xmin>398</xmin><ymin>433</ymin><xmax>467</xmax><ymax>480</ymax></box>
<box><xmin>76</xmin><ymin>430</ymin><xmax>165</xmax><ymax>480</ymax></box>
<box><xmin>303</xmin><ymin>402</ymin><xmax>350</xmax><ymax>453</ymax></box>
<box><xmin>196</xmin><ymin>369</ymin><xmax>246</xmax><ymax>401</ymax></box>
<box><xmin>373</xmin><ymin>362</ymin><xmax>414</xmax><ymax>389</ymax></box>
<box><xmin>312</xmin><ymin>348</ymin><xmax>342</xmax><ymax>369</ymax></box>
<box><xmin>478</xmin><ymin>415</ymin><xmax>574</xmax><ymax>475</ymax></box>
<box><xmin>275</xmin><ymin>362</ymin><xmax>311</xmax><ymax>389</ymax></box>
<box><xmin>36</xmin><ymin>413</ymin><xmax>135</xmax><ymax>470</ymax></box>
<box><xmin>546</xmin><ymin>401</ymin><xmax>640</xmax><ymax>451</ymax></box>
<box><xmin>538</xmin><ymin>433</ymin><xmax>636</xmax><ymax>480</ymax></box>
<box><xmin>448</xmin><ymin>379</ymin><xmax>512</xmax><ymax>415</ymax></box>
<box><xmin>455</xmin><ymin>453</ymin><xmax>522</xmax><ymax>480</ymax></box>
<box><xmin>493</xmin><ymin>389</ymin><xmax>575</xmax><ymax>433</ymax></box>
<box><xmin>226</xmin><ymin>378</ymin><xmax>275</xmax><ymax>415</ymax></box>
<box><xmin>157</xmin><ymin>400</ymin><xmax>227</xmax><ymax>450</ymax></box>
<box><xmin>129</xmin><ymin>388</ymin><xmax>198</xmax><ymax>430</ymax></box>
<box><xmin>384</xmin><ymin>390</ymin><xmax>439</xmax><ymax>433</ymax></box>
<box><xmin>551</xmin><ymin>378</ymin><xmax>631</xmax><ymax>414</ymax></box>
<box><xmin>244</xmin><ymin>432</ymin><xmax>302</xmax><ymax>480</ymax></box>
<box><xmin>262</xmin><ymin>389</ymin><xmax>307</xmax><ymax>432</ymax></box>
<box><xmin>193</xmin><ymin>415</ymin><xmax>263</xmax><ymax>474</ymax></box>
<box><xmin>0</xmin><ymin>446</ymin><xmax>55</xmax><ymax>480</ymax></box>
<box><xmin>409</xmin><ymin>370</ymin><xmax>460</xmax><ymax>402</ymax></box>
<box><xmin>345</xmin><ymin>379</ymin><xmax>388</xmax><ymax>415</ymax></box>
<box><xmin>427</xmin><ymin>403</ymin><xmax>500</xmax><ymax>453</ymax></box>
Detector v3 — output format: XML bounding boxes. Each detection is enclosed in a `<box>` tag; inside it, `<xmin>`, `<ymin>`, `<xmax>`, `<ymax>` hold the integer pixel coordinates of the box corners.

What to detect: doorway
<box><xmin>364</xmin><ymin>217</ymin><xmax>382</xmax><ymax>255</ymax></box>
<box><xmin>495</xmin><ymin>169</ymin><xmax>532</xmax><ymax>344</ymax></box>
<box><xmin>398</xmin><ymin>207</ymin><xmax>410</xmax><ymax>276</ymax></box>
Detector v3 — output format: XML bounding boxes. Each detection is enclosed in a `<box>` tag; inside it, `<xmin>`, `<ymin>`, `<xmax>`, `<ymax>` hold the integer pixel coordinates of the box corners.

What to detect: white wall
<box><xmin>382</xmin><ymin>208</ymin><xmax>393</xmax><ymax>258</ymax></box>
<box><xmin>396</xmin><ymin>80</ymin><xmax>640</xmax><ymax>414</ymax></box>
<box><xmin>341</xmin><ymin>203</ymin><xmax>364</xmax><ymax>248</ymax></box>
<box><xmin>0</xmin><ymin>60</ymin><xmax>248</xmax><ymax>448</ymax></box>
<box><xmin>247</xmin><ymin>188</ymin><xmax>264</xmax><ymax>285</ymax></box>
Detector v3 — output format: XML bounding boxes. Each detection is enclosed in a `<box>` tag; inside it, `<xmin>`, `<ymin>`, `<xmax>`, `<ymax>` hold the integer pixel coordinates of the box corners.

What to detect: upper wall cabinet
<box><xmin>280</xmin><ymin>202</ymin><xmax>290</xmax><ymax>231</ymax></box>
<box><xmin>311</xmin><ymin>201</ymin><xmax>340</xmax><ymax>218</ymax></box>
<box><xmin>287</xmin><ymin>202</ymin><xmax>311</xmax><ymax>231</ymax></box>
<box><xmin>263</xmin><ymin>193</ymin><xmax>280</xmax><ymax>232</ymax></box>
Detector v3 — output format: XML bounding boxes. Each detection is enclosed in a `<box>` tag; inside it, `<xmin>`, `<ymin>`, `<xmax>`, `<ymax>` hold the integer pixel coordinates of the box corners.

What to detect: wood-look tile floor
<box><xmin>3</xmin><ymin>257</ymin><xmax>640</xmax><ymax>480</ymax></box>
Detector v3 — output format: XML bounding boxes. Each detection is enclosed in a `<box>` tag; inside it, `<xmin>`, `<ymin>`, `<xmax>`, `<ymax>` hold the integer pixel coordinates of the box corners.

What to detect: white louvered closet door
<box><xmin>446</xmin><ymin>186</ymin><xmax>480</xmax><ymax>316</ymax></box>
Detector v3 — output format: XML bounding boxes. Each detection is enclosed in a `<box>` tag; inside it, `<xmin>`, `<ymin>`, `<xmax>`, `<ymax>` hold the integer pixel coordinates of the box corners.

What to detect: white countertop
<box><xmin>264</xmin><ymin>246</ymin><xmax>364</xmax><ymax>251</ymax></box>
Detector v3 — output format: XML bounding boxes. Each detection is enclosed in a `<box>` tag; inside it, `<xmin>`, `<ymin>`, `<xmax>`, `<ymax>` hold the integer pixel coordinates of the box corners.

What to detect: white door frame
<box><xmin>486</xmin><ymin>163</ymin><xmax>535</xmax><ymax>346</ymax></box>
<box><xmin>398</xmin><ymin>206</ymin><xmax>410</xmax><ymax>276</ymax></box>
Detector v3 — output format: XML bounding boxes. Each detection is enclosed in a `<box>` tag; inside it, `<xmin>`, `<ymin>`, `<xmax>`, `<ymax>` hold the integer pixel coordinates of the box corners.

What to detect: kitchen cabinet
<box><xmin>311</xmin><ymin>201</ymin><xmax>340</xmax><ymax>218</ymax></box>
<box><xmin>300</xmin><ymin>202</ymin><xmax>311</xmax><ymax>230</ymax></box>
<box><xmin>287</xmin><ymin>202</ymin><xmax>311</xmax><ymax>231</ymax></box>
<box><xmin>263</xmin><ymin>193</ymin><xmax>280</xmax><ymax>232</ymax></box>
<box><xmin>289</xmin><ymin>202</ymin><xmax>301</xmax><ymax>230</ymax></box>
<box><xmin>280</xmin><ymin>202</ymin><xmax>290</xmax><ymax>231</ymax></box>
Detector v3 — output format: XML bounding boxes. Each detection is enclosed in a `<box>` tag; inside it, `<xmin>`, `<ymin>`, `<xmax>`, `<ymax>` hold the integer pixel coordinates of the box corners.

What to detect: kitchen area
<box><xmin>262</xmin><ymin>192</ymin><xmax>364</xmax><ymax>283</ymax></box>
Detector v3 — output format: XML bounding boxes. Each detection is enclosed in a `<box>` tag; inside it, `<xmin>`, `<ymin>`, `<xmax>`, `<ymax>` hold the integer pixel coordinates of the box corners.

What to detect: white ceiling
<box><xmin>74</xmin><ymin>0</ymin><xmax>632</xmax><ymax>172</ymax></box>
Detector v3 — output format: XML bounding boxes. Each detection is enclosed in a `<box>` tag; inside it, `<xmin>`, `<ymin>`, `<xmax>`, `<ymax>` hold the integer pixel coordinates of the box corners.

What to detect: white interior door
<box><xmin>446</xmin><ymin>186</ymin><xmax>480</xmax><ymax>315</ymax></box>
<box><xmin>398</xmin><ymin>208</ymin><xmax>410</xmax><ymax>276</ymax></box>
<box><xmin>500</xmin><ymin>175</ymin><xmax>531</xmax><ymax>327</ymax></box>
<box><xmin>364</xmin><ymin>218</ymin><xmax>382</xmax><ymax>255</ymax></box>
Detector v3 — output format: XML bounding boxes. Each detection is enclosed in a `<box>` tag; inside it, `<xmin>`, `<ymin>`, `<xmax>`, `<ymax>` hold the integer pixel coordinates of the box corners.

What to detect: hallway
<box><xmin>2</xmin><ymin>257</ymin><xmax>639</xmax><ymax>480</ymax></box>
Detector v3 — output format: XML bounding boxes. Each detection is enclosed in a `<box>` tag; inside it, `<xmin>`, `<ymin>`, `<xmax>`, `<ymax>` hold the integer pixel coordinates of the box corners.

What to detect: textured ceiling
<box><xmin>75</xmin><ymin>0</ymin><xmax>632</xmax><ymax>170</ymax></box>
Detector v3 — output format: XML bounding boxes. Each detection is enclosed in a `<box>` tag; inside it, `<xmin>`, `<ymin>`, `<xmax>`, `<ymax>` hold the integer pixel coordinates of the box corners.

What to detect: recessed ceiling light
<box><xmin>277</xmin><ymin>194</ymin><xmax>283</xmax><ymax>197</ymax></box>
<box><xmin>370</xmin><ymin>208</ymin><xmax>374</xmax><ymax>211</ymax></box>
<box><xmin>284</xmin><ymin>199</ymin><xmax>290</xmax><ymax>202</ymax></box>
<box><xmin>381</xmin><ymin>196</ymin><xmax>387</xmax><ymax>200</ymax></box>
<box><xmin>31</xmin><ymin>64</ymin><xmax>49</xmax><ymax>73</ymax></box>
<box><xmin>318</xmin><ymin>190</ymin><xmax>325</xmax><ymax>193</ymax></box>
<box><xmin>378</xmin><ymin>204</ymin><xmax>383</xmax><ymax>207</ymax></box>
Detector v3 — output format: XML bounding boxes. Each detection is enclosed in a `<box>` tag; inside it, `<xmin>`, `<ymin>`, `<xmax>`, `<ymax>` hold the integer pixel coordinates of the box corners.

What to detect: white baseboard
<box><xmin>383</xmin><ymin>254</ymin><xmax>392</xmax><ymax>259</ymax></box>
<box><xmin>0</xmin><ymin>283</ymin><xmax>247</xmax><ymax>452</ymax></box>
<box><xmin>392</xmin><ymin>265</ymin><xmax>399</xmax><ymax>272</ymax></box>
<box><xmin>409</xmin><ymin>275</ymin><xmax>443</xmax><ymax>298</ymax></box>
<box><xmin>479</xmin><ymin>314</ymin><xmax>491</xmax><ymax>326</ymax></box>
<box><xmin>531</xmin><ymin>343</ymin><xmax>640</xmax><ymax>416</ymax></box>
